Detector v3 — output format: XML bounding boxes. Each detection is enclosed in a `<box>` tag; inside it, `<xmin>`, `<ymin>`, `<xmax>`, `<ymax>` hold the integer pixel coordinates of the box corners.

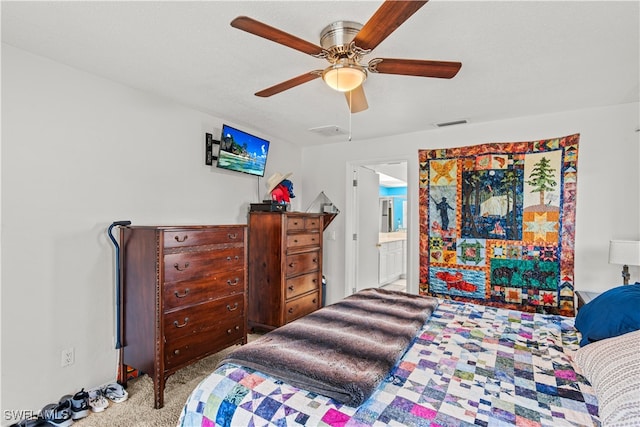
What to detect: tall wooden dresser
<box><xmin>248</xmin><ymin>212</ymin><xmax>323</xmax><ymax>331</ymax></box>
<box><xmin>119</xmin><ymin>225</ymin><xmax>247</xmax><ymax>409</ymax></box>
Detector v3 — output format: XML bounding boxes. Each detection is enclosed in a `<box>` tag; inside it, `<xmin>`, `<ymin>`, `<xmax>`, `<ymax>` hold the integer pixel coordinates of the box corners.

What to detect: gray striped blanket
<box><xmin>219</xmin><ymin>288</ymin><xmax>439</xmax><ymax>406</ymax></box>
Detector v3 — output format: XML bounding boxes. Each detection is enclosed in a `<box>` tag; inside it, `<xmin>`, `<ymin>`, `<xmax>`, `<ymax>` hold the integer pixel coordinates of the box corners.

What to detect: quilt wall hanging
<box><xmin>418</xmin><ymin>134</ymin><xmax>579</xmax><ymax>316</ymax></box>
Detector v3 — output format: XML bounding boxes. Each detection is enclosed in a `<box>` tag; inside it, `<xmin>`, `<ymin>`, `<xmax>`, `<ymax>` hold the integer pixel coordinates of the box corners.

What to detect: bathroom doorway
<box><xmin>346</xmin><ymin>159</ymin><xmax>409</xmax><ymax>295</ymax></box>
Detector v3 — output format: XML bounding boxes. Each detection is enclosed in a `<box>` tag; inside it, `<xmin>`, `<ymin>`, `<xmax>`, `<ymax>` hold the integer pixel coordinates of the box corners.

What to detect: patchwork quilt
<box><xmin>418</xmin><ymin>134</ymin><xmax>580</xmax><ymax>316</ymax></box>
<box><xmin>178</xmin><ymin>300</ymin><xmax>599</xmax><ymax>426</ymax></box>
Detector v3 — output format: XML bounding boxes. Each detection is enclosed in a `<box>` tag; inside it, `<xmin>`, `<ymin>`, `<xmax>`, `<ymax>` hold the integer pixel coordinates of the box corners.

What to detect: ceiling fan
<box><xmin>230</xmin><ymin>1</ymin><xmax>461</xmax><ymax>113</ymax></box>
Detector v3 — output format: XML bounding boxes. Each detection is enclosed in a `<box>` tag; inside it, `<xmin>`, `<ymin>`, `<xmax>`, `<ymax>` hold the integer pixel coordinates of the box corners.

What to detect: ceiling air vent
<box><xmin>308</xmin><ymin>125</ymin><xmax>348</xmax><ymax>137</ymax></box>
<box><xmin>434</xmin><ymin>119</ymin><xmax>468</xmax><ymax>128</ymax></box>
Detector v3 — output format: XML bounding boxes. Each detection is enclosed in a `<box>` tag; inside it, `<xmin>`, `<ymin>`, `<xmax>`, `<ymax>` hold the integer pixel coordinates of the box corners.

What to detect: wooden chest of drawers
<box><xmin>118</xmin><ymin>225</ymin><xmax>247</xmax><ymax>408</ymax></box>
<box><xmin>248</xmin><ymin>212</ymin><xmax>323</xmax><ymax>330</ymax></box>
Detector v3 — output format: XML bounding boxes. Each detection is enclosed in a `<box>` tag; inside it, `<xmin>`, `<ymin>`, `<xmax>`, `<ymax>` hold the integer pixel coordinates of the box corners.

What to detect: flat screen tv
<box><xmin>216</xmin><ymin>124</ymin><xmax>270</xmax><ymax>177</ymax></box>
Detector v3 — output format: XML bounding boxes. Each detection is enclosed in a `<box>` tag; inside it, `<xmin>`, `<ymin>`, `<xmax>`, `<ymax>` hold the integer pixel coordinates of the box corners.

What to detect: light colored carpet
<box><xmin>74</xmin><ymin>335</ymin><xmax>259</xmax><ymax>427</ymax></box>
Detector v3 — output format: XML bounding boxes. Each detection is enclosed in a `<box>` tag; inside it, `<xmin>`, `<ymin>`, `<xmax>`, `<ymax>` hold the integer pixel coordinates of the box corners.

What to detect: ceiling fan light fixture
<box><xmin>322</xmin><ymin>61</ymin><xmax>367</xmax><ymax>92</ymax></box>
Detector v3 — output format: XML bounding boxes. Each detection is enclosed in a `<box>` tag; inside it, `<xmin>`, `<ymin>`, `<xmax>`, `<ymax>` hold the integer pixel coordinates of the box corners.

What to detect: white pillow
<box><xmin>573</xmin><ymin>329</ymin><xmax>640</xmax><ymax>426</ymax></box>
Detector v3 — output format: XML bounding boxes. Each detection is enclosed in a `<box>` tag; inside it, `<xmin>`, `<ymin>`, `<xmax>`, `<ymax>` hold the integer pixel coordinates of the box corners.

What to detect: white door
<box><xmin>355</xmin><ymin>166</ymin><xmax>380</xmax><ymax>291</ymax></box>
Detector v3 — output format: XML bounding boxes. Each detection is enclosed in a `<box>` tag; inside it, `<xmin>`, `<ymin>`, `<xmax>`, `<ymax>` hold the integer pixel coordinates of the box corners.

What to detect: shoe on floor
<box><xmin>70</xmin><ymin>388</ymin><xmax>90</xmax><ymax>420</ymax></box>
<box><xmin>9</xmin><ymin>416</ymin><xmax>49</xmax><ymax>427</ymax></box>
<box><xmin>40</xmin><ymin>400</ymin><xmax>73</xmax><ymax>427</ymax></box>
<box><xmin>58</xmin><ymin>394</ymin><xmax>72</xmax><ymax>406</ymax></box>
<box><xmin>101</xmin><ymin>382</ymin><xmax>128</xmax><ymax>403</ymax></box>
<box><xmin>88</xmin><ymin>388</ymin><xmax>109</xmax><ymax>413</ymax></box>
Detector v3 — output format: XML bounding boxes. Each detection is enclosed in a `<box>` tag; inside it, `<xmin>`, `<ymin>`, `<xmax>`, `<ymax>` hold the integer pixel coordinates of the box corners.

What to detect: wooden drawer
<box><xmin>286</xmin><ymin>216</ymin><xmax>307</xmax><ymax>231</ymax></box>
<box><xmin>163</xmin><ymin>269</ymin><xmax>245</xmax><ymax>312</ymax></box>
<box><xmin>285</xmin><ymin>251</ymin><xmax>320</xmax><ymax>277</ymax></box>
<box><xmin>303</xmin><ymin>216</ymin><xmax>321</xmax><ymax>231</ymax></box>
<box><xmin>164</xmin><ymin>227</ymin><xmax>244</xmax><ymax>249</ymax></box>
<box><xmin>285</xmin><ymin>292</ymin><xmax>319</xmax><ymax>323</ymax></box>
<box><xmin>164</xmin><ymin>316</ymin><xmax>244</xmax><ymax>368</ymax></box>
<box><xmin>286</xmin><ymin>216</ymin><xmax>321</xmax><ymax>232</ymax></box>
<box><xmin>164</xmin><ymin>247</ymin><xmax>244</xmax><ymax>282</ymax></box>
<box><xmin>286</xmin><ymin>233</ymin><xmax>320</xmax><ymax>249</ymax></box>
<box><xmin>286</xmin><ymin>272</ymin><xmax>320</xmax><ymax>300</ymax></box>
<box><xmin>163</xmin><ymin>294</ymin><xmax>244</xmax><ymax>342</ymax></box>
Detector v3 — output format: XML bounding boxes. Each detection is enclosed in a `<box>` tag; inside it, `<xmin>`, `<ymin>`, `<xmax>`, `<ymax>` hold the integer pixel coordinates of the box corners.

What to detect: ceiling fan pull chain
<box><xmin>348</xmin><ymin>91</ymin><xmax>353</xmax><ymax>142</ymax></box>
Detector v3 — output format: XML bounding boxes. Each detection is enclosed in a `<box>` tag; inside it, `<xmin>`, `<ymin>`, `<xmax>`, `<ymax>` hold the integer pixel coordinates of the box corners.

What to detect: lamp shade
<box><xmin>322</xmin><ymin>61</ymin><xmax>366</xmax><ymax>92</ymax></box>
<box><xmin>609</xmin><ymin>240</ymin><xmax>640</xmax><ymax>266</ymax></box>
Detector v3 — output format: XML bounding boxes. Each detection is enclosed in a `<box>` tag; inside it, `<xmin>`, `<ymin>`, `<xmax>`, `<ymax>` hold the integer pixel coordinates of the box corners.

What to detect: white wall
<box><xmin>301</xmin><ymin>102</ymin><xmax>640</xmax><ymax>305</ymax></box>
<box><xmin>0</xmin><ymin>45</ymin><xmax>303</xmax><ymax>421</ymax></box>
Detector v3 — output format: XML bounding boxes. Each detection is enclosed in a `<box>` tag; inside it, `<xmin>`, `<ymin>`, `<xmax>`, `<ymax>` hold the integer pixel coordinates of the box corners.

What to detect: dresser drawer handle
<box><xmin>226</xmin><ymin>255</ymin><xmax>240</xmax><ymax>262</ymax></box>
<box><xmin>173</xmin><ymin>317</ymin><xmax>189</xmax><ymax>328</ymax></box>
<box><xmin>226</xmin><ymin>325</ymin><xmax>240</xmax><ymax>334</ymax></box>
<box><xmin>288</xmin><ymin>262</ymin><xmax>296</xmax><ymax>268</ymax></box>
<box><xmin>174</xmin><ymin>288</ymin><xmax>190</xmax><ymax>298</ymax></box>
<box><xmin>228</xmin><ymin>233</ymin><xmax>238</xmax><ymax>240</ymax></box>
<box><xmin>288</xmin><ymin>308</ymin><xmax>294</xmax><ymax>314</ymax></box>
<box><xmin>288</xmin><ymin>285</ymin><xmax>294</xmax><ymax>292</ymax></box>
<box><xmin>174</xmin><ymin>349</ymin><xmax>180</xmax><ymax>355</ymax></box>
<box><xmin>174</xmin><ymin>262</ymin><xmax>190</xmax><ymax>271</ymax></box>
<box><xmin>174</xmin><ymin>235</ymin><xmax>188</xmax><ymax>243</ymax></box>
<box><xmin>227</xmin><ymin>278</ymin><xmax>240</xmax><ymax>286</ymax></box>
<box><xmin>313</xmin><ymin>298</ymin><xmax>317</xmax><ymax>304</ymax></box>
<box><xmin>226</xmin><ymin>303</ymin><xmax>239</xmax><ymax>311</ymax></box>
<box><xmin>313</xmin><ymin>258</ymin><xmax>317</xmax><ymax>263</ymax></box>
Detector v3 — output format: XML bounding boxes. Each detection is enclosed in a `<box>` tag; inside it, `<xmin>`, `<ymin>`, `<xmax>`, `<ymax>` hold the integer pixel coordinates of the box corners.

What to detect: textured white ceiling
<box><xmin>2</xmin><ymin>1</ymin><xmax>638</xmax><ymax>147</ymax></box>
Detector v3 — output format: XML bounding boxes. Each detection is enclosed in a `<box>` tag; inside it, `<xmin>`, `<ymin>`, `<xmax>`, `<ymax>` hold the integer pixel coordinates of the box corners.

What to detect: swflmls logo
<box><xmin>4</xmin><ymin>409</ymin><xmax>39</xmax><ymax>421</ymax></box>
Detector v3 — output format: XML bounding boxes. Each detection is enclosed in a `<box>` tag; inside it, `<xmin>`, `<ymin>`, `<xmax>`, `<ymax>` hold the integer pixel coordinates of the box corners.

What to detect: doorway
<box><xmin>345</xmin><ymin>159</ymin><xmax>410</xmax><ymax>297</ymax></box>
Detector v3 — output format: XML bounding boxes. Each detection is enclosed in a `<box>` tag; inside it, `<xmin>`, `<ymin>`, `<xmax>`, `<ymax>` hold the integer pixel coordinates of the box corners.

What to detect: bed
<box><xmin>178</xmin><ymin>286</ymin><xmax>640</xmax><ymax>427</ymax></box>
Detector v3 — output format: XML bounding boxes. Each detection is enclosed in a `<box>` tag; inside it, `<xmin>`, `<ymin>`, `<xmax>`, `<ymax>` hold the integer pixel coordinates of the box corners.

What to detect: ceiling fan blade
<box><xmin>369</xmin><ymin>58</ymin><xmax>461</xmax><ymax>79</ymax></box>
<box><xmin>345</xmin><ymin>85</ymin><xmax>368</xmax><ymax>113</ymax></box>
<box><xmin>255</xmin><ymin>71</ymin><xmax>322</xmax><ymax>97</ymax></box>
<box><xmin>353</xmin><ymin>1</ymin><xmax>428</xmax><ymax>51</ymax></box>
<box><xmin>231</xmin><ymin>16</ymin><xmax>324</xmax><ymax>56</ymax></box>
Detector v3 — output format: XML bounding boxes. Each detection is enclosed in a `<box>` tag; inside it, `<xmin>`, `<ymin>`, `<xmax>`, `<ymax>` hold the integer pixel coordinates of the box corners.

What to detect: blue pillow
<box><xmin>575</xmin><ymin>283</ymin><xmax>640</xmax><ymax>347</ymax></box>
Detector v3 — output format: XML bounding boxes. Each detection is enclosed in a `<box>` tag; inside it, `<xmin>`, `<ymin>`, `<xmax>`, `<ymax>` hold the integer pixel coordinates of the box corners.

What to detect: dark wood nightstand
<box><xmin>576</xmin><ymin>291</ymin><xmax>600</xmax><ymax>311</ymax></box>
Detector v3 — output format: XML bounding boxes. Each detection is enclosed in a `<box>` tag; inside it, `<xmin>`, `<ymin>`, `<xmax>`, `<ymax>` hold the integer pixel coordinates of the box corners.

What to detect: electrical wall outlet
<box><xmin>61</xmin><ymin>347</ymin><xmax>74</xmax><ymax>367</ymax></box>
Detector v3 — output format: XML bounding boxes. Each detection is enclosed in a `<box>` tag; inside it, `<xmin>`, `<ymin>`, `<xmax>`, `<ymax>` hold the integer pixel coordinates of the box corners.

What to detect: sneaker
<box><xmin>58</xmin><ymin>394</ymin><xmax>72</xmax><ymax>405</ymax></box>
<box><xmin>70</xmin><ymin>388</ymin><xmax>90</xmax><ymax>420</ymax></box>
<box><xmin>88</xmin><ymin>389</ymin><xmax>109</xmax><ymax>413</ymax></box>
<box><xmin>9</xmin><ymin>416</ymin><xmax>49</xmax><ymax>426</ymax></box>
<box><xmin>101</xmin><ymin>383</ymin><xmax>128</xmax><ymax>403</ymax></box>
<box><xmin>40</xmin><ymin>400</ymin><xmax>73</xmax><ymax>427</ymax></box>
